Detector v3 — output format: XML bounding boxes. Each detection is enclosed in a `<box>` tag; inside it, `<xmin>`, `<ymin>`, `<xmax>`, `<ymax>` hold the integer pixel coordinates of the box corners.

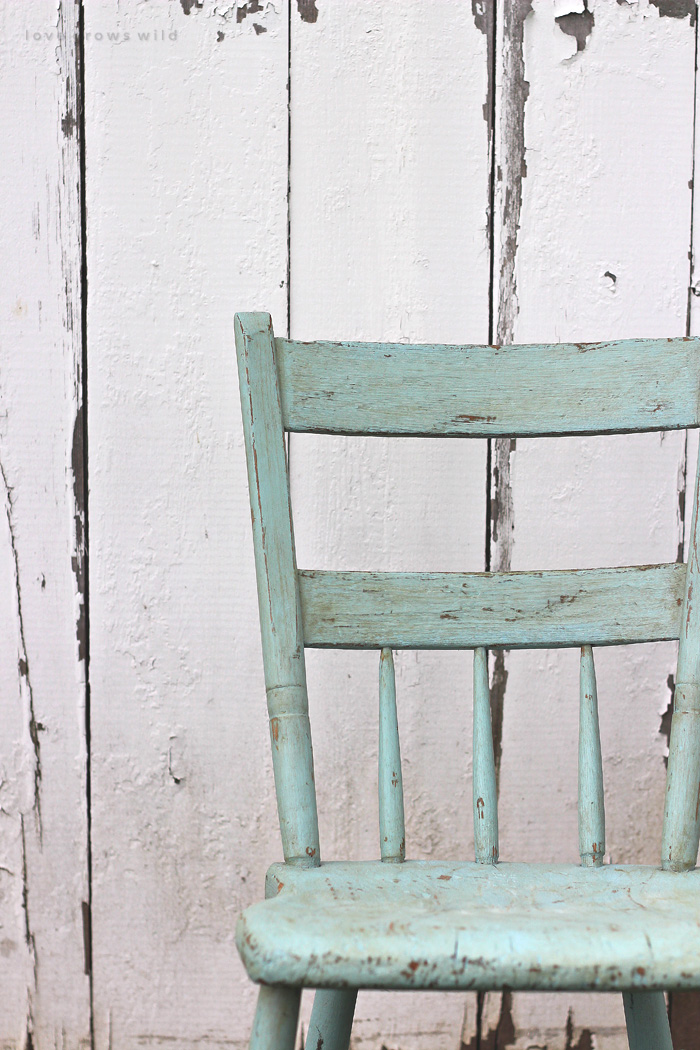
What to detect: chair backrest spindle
<box><xmin>578</xmin><ymin>645</ymin><xmax>605</xmax><ymax>867</ymax></box>
<box><xmin>378</xmin><ymin>648</ymin><xmax>406</xmax><ymax>862</ymax></box>
<box><xmin>473</xmin><ymin>647</ymin><xmax>499</xmax><ymax>864</ymax></box>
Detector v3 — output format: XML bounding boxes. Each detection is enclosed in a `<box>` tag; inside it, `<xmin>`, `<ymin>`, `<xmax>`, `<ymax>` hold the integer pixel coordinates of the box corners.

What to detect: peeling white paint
<box><xmin>86</xmin><ymin>1</ymin><xmax>287</xmax><ymax>1048</ymax></box>
<box><xmin>0</xmin><ymin>1</ymin><xmax>91</xmax><ymax>1047</ymax></box>
<box><xmin>3</xmin><ymin>0</ymin><xmax>700</xmax><ymax>1047</ymax></box>
<box><xmin>493</xmin><ymin>0</ymin><xmax>697</xmax><ymax>1044</ymax></box>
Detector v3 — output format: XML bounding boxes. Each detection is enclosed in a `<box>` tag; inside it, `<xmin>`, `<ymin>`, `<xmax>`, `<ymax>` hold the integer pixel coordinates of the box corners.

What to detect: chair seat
<box><xmin>236</xmin><ymin>860</ymin><xmax>700</xmax><ymax>992</ymax></box>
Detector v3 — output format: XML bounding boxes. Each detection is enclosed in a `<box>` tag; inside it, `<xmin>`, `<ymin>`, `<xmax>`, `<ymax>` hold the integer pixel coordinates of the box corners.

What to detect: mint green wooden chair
<box><xmin>235</xmin><ymin>312</ymin><xmax>700</xmax><ymax>1050</ymax></box>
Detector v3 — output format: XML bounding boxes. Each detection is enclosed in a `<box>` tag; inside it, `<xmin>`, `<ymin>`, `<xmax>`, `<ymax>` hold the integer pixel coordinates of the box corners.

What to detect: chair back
<box><xmin>235</xmin><ymin>311</ymin><xmax>700</xmax><ymax>873</ymax></box>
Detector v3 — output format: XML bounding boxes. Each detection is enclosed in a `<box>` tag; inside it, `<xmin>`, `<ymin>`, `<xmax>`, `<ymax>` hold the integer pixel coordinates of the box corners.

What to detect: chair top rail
<box><xmin>276</xmin><ymin>336</ymin><xmax>700</xmax><ymax>437</ymax></box>
<box><xmin>298</xmin><ymin>563</ymin><xmax>685</xmax><ymax>650</ymax></box>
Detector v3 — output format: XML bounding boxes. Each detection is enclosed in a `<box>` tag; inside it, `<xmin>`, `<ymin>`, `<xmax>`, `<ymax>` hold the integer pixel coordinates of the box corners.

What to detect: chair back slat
<box><xmin>473</xmin><ymin>648</ymin><xmax>498</xmax><ymax>864</ymax></box>
<box><xmin>662</xmin><ymin>441</ymin><xmax>700</xmax><ymax>871</ymax></box>
<box><xmin>578</xmin><ymin>646</ymin><xmax>605</xmax><ymax>867</ymax></box>
<box><xmin>235</xmin><ymin>313</ymin><xmax>320</xmax><ymax>867</ymax></box>
<box><xmin>299</xmin><ymin>565</ymin><xmax>685</xmax><ymax>650</ymax></box>
<box><xmin>378</xmin><ymin>649</ymin><xmax>405</xmax><ymax>863</ymax></box>
<box><xmin>277</xmin><ymin>336</ymin><xmax>700</xmax><ymax>437</ymax></box>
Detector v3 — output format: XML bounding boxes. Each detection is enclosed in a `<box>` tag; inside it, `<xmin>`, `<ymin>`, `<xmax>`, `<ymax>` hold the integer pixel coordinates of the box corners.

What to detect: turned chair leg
<box><xmin>249</xmin><ymin>985</ymin><xmax>301</xmax><ymax>1050</ymax></box>
<box><xmin>306</xmin><ymin>989</ymin><xmax>358</xmax><ymax>1050</ymax></box>
<box><xmin>622</xmin><ymin>991</ymin><xmax>672</xmax><ymax>1050</ymax></box>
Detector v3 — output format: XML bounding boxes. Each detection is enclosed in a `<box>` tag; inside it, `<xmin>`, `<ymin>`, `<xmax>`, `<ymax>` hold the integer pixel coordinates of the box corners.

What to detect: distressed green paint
<box><xmin>298</xmin><ymin>564</ymin><xmax>685</xmax><ymax>650</ymax></box>
<box><xmin>240</xmin><ymin>861</ymin><xmax>700</xmax><ymax>991</ymax></box>
<box><xmin>235</xmin><ymin>313</ymin><xmax>697</xmax><ymax>1048</ymax></box>
<box><xmin>663</xmin><ymin>441</ymin><xmax>700</xmax><ymax>872</ymax></box>
<box><xmin>276</xmin><ymin>336</ymin><xmax>700</xmax><ymax>437</ymax></box>
<box><xmin>248</xmin><ymin>986</ymin><xmax>300</xmax><ymax>1050</ymax></box>
<box><xmin>473</xmin><ymin>648</ymin><xmax>498</xmax><ymax>864</ymax></box>
<box><xmin>378</xmin><ymin>649</ymin><xmax>405</xmax><ymax>863</ymax></box>
<box><xmin>306</xmin><ymin>990</ymin><xmax>357</xmax><ymax>1050</ymax></box>
<box><xmin>235</xmin><ymin>314</ymin><xmax>320</xmax><ymax>868</ymax></box>
<box><xmin>579</xmin><ymin>646</ymin><xmax>605</xmax><ymax>867</ymax></box>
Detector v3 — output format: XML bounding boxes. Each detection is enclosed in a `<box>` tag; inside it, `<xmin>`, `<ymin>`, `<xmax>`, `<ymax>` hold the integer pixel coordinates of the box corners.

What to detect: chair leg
<box><xmin>306</xmin><ymin>989</ymin><xmax>358</xmax><ymax>1050</ymax></box>
<box><xmin>622</xmin><ymin>991</ymin><xmax>673</xmax><ymax>1050</ymax></box>
<box><xmin>249</xmin><ymin>985</ymin><xmax>301</xmax><ymax>1050</ymax></box>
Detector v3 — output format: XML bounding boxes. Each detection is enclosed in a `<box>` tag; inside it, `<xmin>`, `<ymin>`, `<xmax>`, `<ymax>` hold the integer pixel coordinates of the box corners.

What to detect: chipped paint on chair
<box><xmin>235</xmin><ymin>312</ymin><xmax>700</xmax><ymax>1050</ymax></box>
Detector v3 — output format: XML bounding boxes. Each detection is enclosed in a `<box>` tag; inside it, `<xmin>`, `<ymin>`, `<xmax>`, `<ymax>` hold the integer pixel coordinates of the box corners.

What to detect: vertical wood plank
<box><xmin>663</xmin><ymin>54</ymin><xmax>700</xmax><ymax>868</ymax></box>
<box><xmin>86</xmin><ymin>3</ymin><xmax>290</xmax><ymax>1047</ymax></box>
<box><xmin>288</xmin><ymin>2</ymin><xmax>491</xmax><ymax>1042</ymax></box>
<box><xmin>668</xmin><ymin>31</ymin><xmax>700</xmax><ymax>1025</ymax></box>
<box><xmin>473</xmin><ymin>648</ymin><xmax>498</xmax><ymax>865</ymax></box>
<box><xmin>578</xmin><ymin>646</ymin><xmax>605</xmax><ymax>867</ymax></box>
<box><xmin>0</xmin><ymin>3</ymin><xmax>91</xmax><ymax>1046</ymax></box>
<box><xmin>491</xmin><ymin>0</ymin><xmax>696</xmax><ymax>1043</ymax></box>
<box><xmin>378</xmin><ymin>648</ymin><xmax>405</xmax><ymax>863</ymax></box>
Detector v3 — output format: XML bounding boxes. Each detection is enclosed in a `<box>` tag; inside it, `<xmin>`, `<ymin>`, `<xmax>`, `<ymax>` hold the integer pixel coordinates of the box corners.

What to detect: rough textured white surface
<box><xmin>86</xmin><ymin>3</ymin><xmax>287</xmax><ymax>1048</ymax></box>
<box><xmin>4</xmin><ymin>0</ymin><xmax>700</xmax><ymax>1047</ymax></box>
<box><xmin>0</xmin><ymin>3</ymin><xmax>91</xmax><ymax>1048</ymax></box>
<box><xmin>492</xmin><ymin>1</ymin><xmax>696</xmax><ymax>1045</ymax></box>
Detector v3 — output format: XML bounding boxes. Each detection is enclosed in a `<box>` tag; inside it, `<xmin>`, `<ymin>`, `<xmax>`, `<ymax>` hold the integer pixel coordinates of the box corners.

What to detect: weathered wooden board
<box><xmin>298</xmin><ymin>563</ymin><xmax>685</xmax><ymax>649</ymax></box>
<box><xmin>286</xmin><ymin>2</ymin><xmax>492</xmax><ymax>1044</ymax></box>
<box><xmin>486</xmin><ymin>1</ymin><xmax>697</xmax><ymax>1045</ymax></box>
<box><xmin>86</xmin><ymin>2</ymin><xmax>289</xmax><ymax>1047</ymax></box>
<box><xmin>0</xmin><ymin>3</ymin><xmax>91</xmax><ymax>1048</ymax></box>
<box><xmin>278</xmin><ymin>335</ymin><xmax>700</xmax><ymax>437</ymax></box>
<box><xmin>288</xmin><ymin>0</ymin><xmax>492</xmax><ymax>1043</ymax></box>
<box><xmin>672</xmin><ymin>34</ymin><xmax>700</xmax><ymax>1038</ymax></box>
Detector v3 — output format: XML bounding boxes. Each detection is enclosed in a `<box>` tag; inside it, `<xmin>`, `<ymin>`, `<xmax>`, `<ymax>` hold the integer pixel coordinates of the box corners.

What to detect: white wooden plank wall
<box><xmin>85</xmin><ymin>3</ymin><xmax>288</xmax><ymax>1048</ymax></box>
<box><xmin>0</xmin><ymin>3</ymin><xmax>91</xmax><ymax>1048</ymax></box>
<box><xmin>3</xmin><ymin>1</ymin><xmax>700</xmax><ymax>1048</ymax></box>
<box><xmin>487</xmin><ymin>3</ymin><xmax>696</xmax><ymax>1045</ymax></box>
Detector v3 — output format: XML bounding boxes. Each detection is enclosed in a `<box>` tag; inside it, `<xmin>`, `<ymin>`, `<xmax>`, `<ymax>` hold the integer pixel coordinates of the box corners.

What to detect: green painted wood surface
<box><xmin>276</xmin><ymin>336</ymin><xmax>700</xmax><ymax>437</ymax></box>
<box><xmin>235</xmin><ymin>313</ymin><xmax>320</xmax><ymax>867</ymax></box>
<box><xmin>298</xmin><ymin>564</ymin><xmax>685</xmax><ymax>650</ymax></box>
<box><xmin>473</xmin><ymin>648</ymin><xmax>498</xmax><ymax>864</ymax></box>
<box><xmin>378</xmin><ymin>649</ymin><xmax>405</xmax><ymax>863</ymax></box>
<box><xmin>235</xmin><ymin>311</ymin><xmax>700</xmax><ymax>1031</ymax></box>
<box><xmin>578</xmin><ymin>646</ymin><xmax>605</xmax><ymax>867</ymax></box>
<box><xmin>663</xmin><ymin>440</ymin><xmax>700</xmax><ymax>872</ymax></box>
<box><xmin>238</xmin><ymin>860</ymin><xmax>700</xmax><ymax>991</ymax></box>
<box><xmin>622</xmin><ymin>991</ymin><xmax>672</xmax><ymax>1050</ymax></box>
<box><xmin>249</xmin><ymin>986</ymin><xmax>300</xmax><ymax>1050</ymax></box>
<box><xmin>306</xmin><ymin>990</ymin><xmax>357</xmax><ymax>1050</ymax></box>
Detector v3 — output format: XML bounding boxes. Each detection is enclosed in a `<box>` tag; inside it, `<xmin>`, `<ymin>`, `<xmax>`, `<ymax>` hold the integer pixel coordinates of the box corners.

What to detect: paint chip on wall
<box><xmin>555</xmin><ymin>1</ymin><xmax>594</xmax><ymax>55</ymax></box>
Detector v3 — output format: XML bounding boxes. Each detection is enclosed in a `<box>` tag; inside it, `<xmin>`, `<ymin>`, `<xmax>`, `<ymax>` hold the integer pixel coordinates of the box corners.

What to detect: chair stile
<box><xmin>662</xmin><ymin>451</ymin><xmax>700</xmax><ymax>873</ymax></box>
<box><xmin>234</xmin><ymin>313</ymin><xmax>320</xmax><ymax>869</ymax></box>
